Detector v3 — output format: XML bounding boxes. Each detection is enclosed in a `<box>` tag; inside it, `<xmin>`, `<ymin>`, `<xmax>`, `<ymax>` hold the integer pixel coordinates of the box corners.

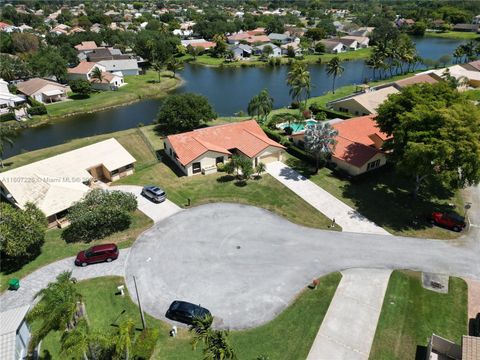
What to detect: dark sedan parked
<box><xmin>165</xmin><ymin>301</ymin><xmax>211</xmax><ymax>325</ymax></box>
<box><xmin>141</xmin><ymin>185</ymin><xmax>166</xmax><ymax>203</ymax></box>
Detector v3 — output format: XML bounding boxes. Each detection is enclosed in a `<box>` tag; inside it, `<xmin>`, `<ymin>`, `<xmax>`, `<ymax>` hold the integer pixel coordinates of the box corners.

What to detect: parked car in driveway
<box><xmin>165</xmin><ymin>300</ymin><xmax>211</xmax><ymax>325</ymax></box>
<box><xmin>141</xmin><ymin>185</ymin><xmax>166</xmax><ymax>203</ymax></box>
<box><xmin>429</xmin><ymin>212</ymin><xmax>466</xmax><ymax>232</ymax></box>
<box><xmin>75</xmin><ymin>244</ymin><xmax>119</xmax><ymax>267</ymax></box>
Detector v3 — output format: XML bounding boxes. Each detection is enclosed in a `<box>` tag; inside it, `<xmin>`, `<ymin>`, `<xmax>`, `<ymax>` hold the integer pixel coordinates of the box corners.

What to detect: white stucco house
<box><xmin>164</xmin><ymin>120</ymin><xmax>285</xmax><ymax>176</ymax></box>
<box><xmin>0</xmin><ymin>79</ymin><xmax>26</xmax><ymax>113</ymax></box>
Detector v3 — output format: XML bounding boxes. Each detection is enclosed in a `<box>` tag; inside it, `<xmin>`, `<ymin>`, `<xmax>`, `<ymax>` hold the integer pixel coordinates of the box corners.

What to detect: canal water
<box><xmin>4</xmin><ymin>36</ymin><xmax>465</xmax><ymax>158</ymax></box>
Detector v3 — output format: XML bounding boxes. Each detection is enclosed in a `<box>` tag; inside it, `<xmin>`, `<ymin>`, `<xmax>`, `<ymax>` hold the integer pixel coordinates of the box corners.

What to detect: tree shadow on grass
<box><xmin>340</xmin><ymin>166</ymin><xmax>457</xmax><ymax>233</ymax></box>
<box><xmin>68</xmin><ymin>94</ymin><xmax>90</xmax><ymax>100</ymax></box>
<box><xmin>234</xmin><ymin>180</ymin><xmax>248</xmax><ymax>187</ymax></box>
<box><xmin>285</xmin><ymin>157</ymin><xmax>316</xmax><ymax>178</ymax></box>
<box><xmin>217</xmin><ymin>175</ymin><xmax>235</xmax><ymax>183</ymax></box>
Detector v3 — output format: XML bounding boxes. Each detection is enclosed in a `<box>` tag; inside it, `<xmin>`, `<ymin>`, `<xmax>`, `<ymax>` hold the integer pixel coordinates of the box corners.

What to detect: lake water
<box><xmin>4</xmin><ymin>36</ymin><xmax>465</xmax><ymax>158</ymax></box>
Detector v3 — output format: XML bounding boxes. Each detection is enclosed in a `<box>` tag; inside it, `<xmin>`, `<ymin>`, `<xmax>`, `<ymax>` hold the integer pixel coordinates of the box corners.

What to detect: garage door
<box><xmin>259</xmin><ymin>152</ymin><xmax>280</xmax><ymax>164</ymax></box>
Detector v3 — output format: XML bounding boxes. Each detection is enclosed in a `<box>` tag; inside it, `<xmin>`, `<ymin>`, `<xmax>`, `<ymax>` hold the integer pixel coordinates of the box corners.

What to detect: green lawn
<box><xmin>24</xmin><ymin>71</ymin><xmax>180</xmax><ymax>126</ymax></box>
<box><xmin>426</xmin><ymin>31</ymin><xmax>480</xmax><ymax>40</ymax></box>
<box><xmin>284</xmin><ymin>155</ymin><xmax>464</xmax><ymax>239</ymax></box>
<box><xmin>37</xmin><ymin>273</ymin><xmax>342</xmax><ymax>360</ymax></box>
<box><xmin>369</xmin><ymin>271</ymin><xmax>468</xmax><ymax>360</ymax></box>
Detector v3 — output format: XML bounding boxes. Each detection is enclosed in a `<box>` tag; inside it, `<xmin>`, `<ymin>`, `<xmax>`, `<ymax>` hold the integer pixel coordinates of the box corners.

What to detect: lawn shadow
<box><xmin>157</xmin><ymin>149</ymin><xmax>186</xmax><ymax>178</ymax></box>
<box><xmin>285</xmin><ymin>157</ymin><xmax>316</xmax><ymax>179</ymax></box>
<box><xmin>68</xmin><ymin>94</ymin><xmax>90</xmax><ymax>100</ymax></box>
<box><xmin>340</xmin><ymin>166</ymin><xmax>457</xmax><ymax>233</ymax></box>
<box><xmin>217</xmin><ymin>175</ymin><xmax>235</xmax><ymax>183</ymax></box>
<box><xmin>414</xmin><ymin>345</ymin><xmax>428</xmax><ymax>360</ymax></box>
<box><xmin>234</xmin><ymin>180</ymin><xmax>248</xmax><ymax>187</ymax></box>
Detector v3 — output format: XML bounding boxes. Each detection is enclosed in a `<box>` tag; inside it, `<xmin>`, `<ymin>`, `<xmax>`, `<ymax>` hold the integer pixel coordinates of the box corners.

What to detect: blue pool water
<box><xmin>280</xmin><ymin>120</ymin><xmax>317</xmax><ymax>132</ymax></box>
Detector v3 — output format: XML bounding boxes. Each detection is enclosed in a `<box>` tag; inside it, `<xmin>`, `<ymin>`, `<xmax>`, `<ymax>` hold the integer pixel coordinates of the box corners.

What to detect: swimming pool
<box><xmin>279</xmin><ymin>120</ymin><xmax>317</xmax><ymax>133</ymax></box>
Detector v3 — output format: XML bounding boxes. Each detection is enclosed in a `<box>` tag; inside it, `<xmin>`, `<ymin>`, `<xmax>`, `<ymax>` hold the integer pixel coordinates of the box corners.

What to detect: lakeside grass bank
<box><xmin>6</xmin><ymin>71</ymin><xmax>181</xmax><ymax>128</ymax></box>
<box><xmin>425</xmin><ymin>31</ymin><xmax>480</xmax><ymax>40</ymax></box>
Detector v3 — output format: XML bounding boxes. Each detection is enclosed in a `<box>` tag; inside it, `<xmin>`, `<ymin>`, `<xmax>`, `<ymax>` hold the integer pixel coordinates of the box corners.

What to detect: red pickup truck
<box><xmin>429</xmin><ymin>212</ymin><xmax>466</xmax><ymax>232</ymax></box>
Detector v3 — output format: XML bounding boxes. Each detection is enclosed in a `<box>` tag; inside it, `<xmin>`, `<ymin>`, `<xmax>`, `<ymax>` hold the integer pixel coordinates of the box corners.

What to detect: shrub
<box><xmin>69</xmin><ymin>79</ymin><xmax>92</xmax><ymax>97</ymax></box>
<box><xmin>62</xmin><ymin>189</ymin><xmax>137</xmax><ymax>243</ymax></box>
<box><xmin>133</xmin><ymin>328</ymin><xmax>159</xmax><ymax>360</ymax></box>
<box><xmin>261</xmin><ymin>126</ymin><xmax>283</xmax><ymax>142</ymax></box>
<box><xmin>216</xmin><ymin>162</ymin><xmax>225</xmax><ymax>172</ymax></box>
<box><xmin>284</xmin><ymin>126</ymin><xmax>293</xmax><ymax>135</ymax></box>
<box><xmin>290</xmin><ymin>101</ymin><xmax>299</xmax><ymax>109</ymax></box>
<box><xmin>0</xmin><ymin>112</ymin><xmax>15</xmax><ymax>122</ymax></box>
<box><xmin>27</xmin><ymin>96</ymin><xmax>47</xmax><ymax>115</ymax></box>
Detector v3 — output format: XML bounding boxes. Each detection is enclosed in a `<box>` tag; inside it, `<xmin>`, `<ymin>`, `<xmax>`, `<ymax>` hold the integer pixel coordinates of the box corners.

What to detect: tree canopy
<box><xmin>156</xmin><ymin>93</ymin><xmax>216</xmax><ymax>134</ymax></box>
<box><xmin>376</xmin><ymin>82</ymin><xmax>480</xmax><ymax>196</ymax></box>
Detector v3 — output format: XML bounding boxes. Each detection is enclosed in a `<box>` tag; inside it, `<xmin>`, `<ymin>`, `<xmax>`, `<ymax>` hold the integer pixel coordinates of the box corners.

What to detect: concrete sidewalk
<box><xmin>266</xmin><ymin>162</ymin><xmax>390</xmax><ymax>235</ymax></box>
<box><xmin>306</xmin><ymin>268</ymin><xmax>392</xmax><ymax>360</ymax></box>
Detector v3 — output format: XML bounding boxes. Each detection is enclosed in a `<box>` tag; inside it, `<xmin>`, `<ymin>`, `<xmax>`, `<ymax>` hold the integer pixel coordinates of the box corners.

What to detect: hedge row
<box><xmin>0</xmin><ymin>112</ymin><xmax>15</xmax><ymax>122</ymax></box>
<box><xmin>262</xmin><ymin>126</ymin><xmax>314</xmax><ymax>164</ymax></box>
<box><xmin>27</xmin><ymin>97</ymin><xmax>47</xmax><ymax>116</ymax></box>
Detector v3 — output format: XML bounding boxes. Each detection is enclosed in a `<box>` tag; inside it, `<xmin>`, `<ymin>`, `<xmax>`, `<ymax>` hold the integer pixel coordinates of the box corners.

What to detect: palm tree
<box><xmin>190</xmin><ymin>315</ymin><xmax>237</xmax><ymax>360</ymax></box>
<box><xmin>90</xmin><ymin>67</ymin><xmax>104</xmax><ymax>83</ymax></box>
<box><xmin>166</xmin><ymin>57</ymin><xmax>183</xmax><ymax>78</ymax></box>
<box><xmin>286</xmin><ymin>62</ymin><xmax>311</xmax><ymax>108</ymax></box>
<box><xmin>304</xmin><ymin>122</ymin><xmax>339</xmax><ymax>173</ymax></box>
<box><xmin>151</xmin><ymin>61</ymin><xmax>163</xmax><ymax>83</ymax></box>
<box><xmin>247</xmin><ymin>88</ymin><xmax>274</xmax><ymax>124</ymax></box>
<box><xmin>61</xmin><ymin>318</ymin><xmax>108</xmax><ymax>360</ymax></box>
<box><xmin>326</xmin><ymin>57</ymin><xmax>344</xmax><ymax>94</ymax></box>
<box><xmin>255</xmin><ymin>162</ymin><xmax>266</xmax><ymax>177</ymax></box>
<box><xmin>366</xmin><ymin>51</ymin><xmax>383</xmax><ymax>81</ymax></box>
<box><xmin>27</xmin><ymin>271</ymin><xmax>82</xmax><ymax>351</ymax></box>
<box><xmin>0</xmin><ymin>125</ymin><xmax>16</xmax><ymax>168</ymax></box>
<box><xmin>112</xmin><ymin>318</ymin><xmax>135</xmax><ymax>360</ymax></box>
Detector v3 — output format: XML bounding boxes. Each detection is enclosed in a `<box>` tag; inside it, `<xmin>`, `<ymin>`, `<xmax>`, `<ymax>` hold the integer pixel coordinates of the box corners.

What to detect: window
<box><xmin>366</xmin><ymin>159</ymin><xmax>381</xmax><ymax>171</ymax></box>
<box><xmin>111</xmin><ymin>169</ymin><xmax>119</xmax><ymax>176</ymax></box>
<box><xmin>169</xmin><ymin>147</ymin><xmax>172</xmax><ymax>156</ymax></box>
<box><xmin>216</xmin><ymin>156</ymin><xmax>224</xmax><ymax>164</ymax></box>
<box><xmin>125</xmin><ymin>164</ymin><xmax>133</xmax><ymax>170</ymax></box>
<box><xmin>192</xmin><ymin>162</ymin><xmax>201</xmax><ymax>174</ymax></box>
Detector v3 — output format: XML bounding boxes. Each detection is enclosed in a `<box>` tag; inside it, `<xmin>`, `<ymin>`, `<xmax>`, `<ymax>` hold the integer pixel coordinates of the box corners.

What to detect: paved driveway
<box><xmin>110</xmin><ymin>185</ymin><xmax>181</xmax><ymax>223</ymax></box>
<box><xmin>306</xmin><ymin>269</ymin><xmax>391</xmax><ymax>360</ymax></box>
<box><xmin>266</xmin><ymin>162</ymin><xmax>390</xmax><ymax>235</ymax></box>
<box><xmin>124</xmin><ymin>203</ymin><xmax>479</xmax><ymax>329</ymax></box>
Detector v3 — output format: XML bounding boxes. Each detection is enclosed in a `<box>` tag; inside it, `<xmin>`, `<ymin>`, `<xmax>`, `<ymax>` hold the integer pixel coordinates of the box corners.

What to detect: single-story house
<box><xmin>67</xmin><ymin>62</ymin><xmax>124</xmax><ymax>90</ymax></box>
<box><xmin>452</xmin><ymin>23</ymin><xmax>480</xmax><ymax>32</ymax></box>
<box><xmin>319</xmin><ymin>39</ymin><xmax>347</xmax><ymax>53</ymax></box>
<box><xmin>338</xmin><ymin>38</ymin><xmax>359</xmax><ymax>50</ymax></box>
<box><xmin>164</xmin><ymin>120</ymin><xmax>285</xmax><ymax>176</ymax></box>
<box><xmin>0</xmin><ymin>79</ymin><xmax>26</xmax><ymax>113</ymax></box>
<box><xmin>227</xmin><ymin>32</ymin><xmax>270</xmax><ymax>45</ymax></box>
<box><xmin>97</xmin><ymin>59</ymin><xmax>140</xmax><ymax>76</ymax></box>
<box><xmin>291</xmin><ymin>115</ymin><xmax>389</xmax><ymax>176</ymax></box>
<box><xmin>0</xmin><ymin>305</ymin><xmax>31</xmax><ymax>360</ymax></box>
<box><xmin>230</xmin><ymin>44</ymin><xmax>253</xmax><ymax>59</ymax></box>
<box><xmin>16</xmin><ymin>78</ymin><xmax>70</xmax><ymax>104</ymax></box>
<box><xmin>253</xmin><ymin>43</ymin><xmax>282</xmax><ymax>57</ymax></box>
<box><xmin>50</xmin><ymin>23</ymin><xmax>70</xmax><ymax>35</ymax></box>
<box><xmin>173</xmin><ymin>28</ymin><xmax>193</xmax><ymax>37</ymax></box>
<box><xmin>329</xmin><ymin>86</ymin><xmax>400</xmax><ymax>115</ymax></box>
<box><xmin>421</xmin><ymin>63</ymin><xmax>480</xmax><ymax>89</ymax></box>
<box><xmin>85</xmin><ymin>48</ymin><xmax>131</xmax><ymax>62</ymax></box>
<box><xmin>341</xmin><ymin>35</ymin><xmax>369</xmax><ymax>48</ymax></box>
<box><xmin>267</xmin><ymin>33</ymin><xmax>293</xmax><ymax>44</ymax></box>
<box><xmin>281</xmin><ymin>41</ymin><xmax>302</xmax><ymax>55</ymax></box>
<box><xmin>0</xmin><ymin>138</ymin><xmax>136</xmax><ymax>227</ymax></box>
<box><xmin>181</xmin><ymin>39</ymin><xmax>216</xmax><ymax>50</ymax></box>
<box><xmin>348</xmin><ymin>27</ymin><xmax>375</xmax><ymax>37</ymax></box>
<box><xmin>392</xmin><ymin>73</ymin><xmax>441</xmax><ymax>90</ymax></box>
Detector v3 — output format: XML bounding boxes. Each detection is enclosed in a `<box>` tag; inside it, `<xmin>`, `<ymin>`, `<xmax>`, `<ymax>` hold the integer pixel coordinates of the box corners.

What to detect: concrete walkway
<box><xmin>110</xmin><ymin>185</ymin><xmax>181</xmax><ymax>223</ymax></box>
<box><xmin>0</xmin><ymin>249</ymin><xmax>130</xmax><ymax>312</ymax></box>
<box><xmin>266</xmin><ymin>162</ymin><xmax>390</xmax><ymax>235</ymax></box>
<box><xmin>306</xmin><ymin>269</ymin><xmax>392</xmax><ymax>360</ymax></box>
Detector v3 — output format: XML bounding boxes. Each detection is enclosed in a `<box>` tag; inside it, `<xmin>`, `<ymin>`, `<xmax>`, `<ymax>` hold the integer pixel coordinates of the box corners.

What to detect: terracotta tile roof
<box><xmin>67</xmin><ymin>62</ymin><xmax>98</xmax><ymax>74</ymax></box>
<box><xmin>331</xmin><ymin>115</ymin><xmax>389</xmax><ymax>167</ymax></box>
<box><xmin>190</xmin><ymin>41</ymin><xmax>216</xmax><ymax>49</ymax></box>
<box><xmin>74</xmin><ymin>41</ymin><xmax>99</xmax><ymax>51</ymax></box>
<box><xmin>167</xmin><ymin>120</ymin><xmax>285</xmax><ymax>166</ymax></box>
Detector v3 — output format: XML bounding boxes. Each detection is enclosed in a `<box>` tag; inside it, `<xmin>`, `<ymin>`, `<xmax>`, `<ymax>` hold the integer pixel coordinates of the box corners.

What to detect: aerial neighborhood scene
<box><xmin>1</xmin><ymin>0</ymin><xmax>480</xmax><ymax>359</ymax></box>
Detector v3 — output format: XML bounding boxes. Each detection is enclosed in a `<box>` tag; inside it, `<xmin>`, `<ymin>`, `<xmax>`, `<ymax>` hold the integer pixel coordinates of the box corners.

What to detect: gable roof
<box><xmin>16</xmin><ymin>78</ymin><xmax>68</xmax><ymax>96</ymax></box>
<box><xmin>331</xmin><ymin>115</ymin><xmax>389</xmax><ymax>167</ymax></box>
<box><xmin>0</xmin><ymin>305</ymin><xmax>30</xmax><ymax>360</ymax></box>
<box><xmin>67</xmin><ymin>62</ymin><xmax>103</xmax><ymax>75</ymax></box>
<box><xmin>333</xmin><ymin>86</ymin><xmax>399</xmax><ymax>114</ymax></box>
<box><xmin>167</xmin><ymin>120</ymin><xmax>285</xmax><ymax>166</ymax></box>
<box><xmin>394</xmin><ymin>73</ymin><xmax>440</xmax><ymax>89</ymax></box>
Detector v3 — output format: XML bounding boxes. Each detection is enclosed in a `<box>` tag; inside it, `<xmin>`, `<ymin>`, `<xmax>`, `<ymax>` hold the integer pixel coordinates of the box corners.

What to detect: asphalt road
<box><xmin>125</xmin><ymin>201</ymin><xmax>480</xmax><ymax>329</ymax></box>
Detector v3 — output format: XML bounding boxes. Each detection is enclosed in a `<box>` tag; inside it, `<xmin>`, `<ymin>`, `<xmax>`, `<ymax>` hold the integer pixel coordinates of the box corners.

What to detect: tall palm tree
<box><xmin>286</xmin><ymin>62</ymin><xmax>311</xmax><ymax>108</ymax></box>
<box><xmin>90</xmin><ymin>67</ymin><xmax>104</xmax><ymax>83</ymax></box>
<box><xmin>27</xmin><ymin>271</ymin><xmax>82</xmax><ymax>351</ymax></box>
<box><xmin>112</xmin><ymin>318</ymin><xmax>135</xmax><ymax>360</ymax></box>
<box><xmin>326</xmin><ymin>57</ymin><xmax>344</xmax><ymax>94</ymax></box>
<box><xmin>0</xmin><ymin>125</ymin><xmax>16</xmax><ymax>168</ymax></box>
<box><xmin>151</xmin><ymin>60</ymin><xmax>163</xmax><ymax>83</ymax></box>
<box><xmin>304</xmin><ymin>122</ymin><xmax>339</xmax><ymax>173</ymax></box>
<box><xmin>61</xmin><ymin>318</ymin><xmax>108</xmax><ymax>360</ymax></box>
<box><xmin>247</xmin><ymin>88</ymin><xmax>274</xmax><ymax>124</ymax></box>
<box><xmin>166</xmin><ymin>57</ymin><xmax>183</xmax><ymax>78</ymax></box>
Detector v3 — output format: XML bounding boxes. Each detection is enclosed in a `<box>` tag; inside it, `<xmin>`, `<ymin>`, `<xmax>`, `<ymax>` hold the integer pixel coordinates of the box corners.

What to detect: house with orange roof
<box><xmin>164</xmin><ymin>120</ymin><xmax>286</xmax><ymax>176</ymax></box>
<box><xmin>291</xmin><ymin>116</ymin><xmax>389</xmax><ymax>176</ymax></box>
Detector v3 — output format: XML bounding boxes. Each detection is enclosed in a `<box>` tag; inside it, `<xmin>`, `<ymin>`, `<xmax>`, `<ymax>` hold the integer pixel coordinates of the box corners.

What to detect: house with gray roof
<box><xmin>253</xmin><ymin>43</ymin><xmax>282</xmax><ymax>57</ymax></box>
<box><xmin>267</xmin><ymin>33</ymin><xmax>293</xmax><ymax>44</ymax></box>
<box><xmin>97</xmin><ymin>59</ymin><xmax>140</xmax><ymax>76</ymax></box>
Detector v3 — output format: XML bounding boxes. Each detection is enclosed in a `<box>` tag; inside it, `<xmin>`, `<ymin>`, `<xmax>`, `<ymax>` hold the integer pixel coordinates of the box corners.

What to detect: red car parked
<box><xmin>75</xmin><ymin>244</ymin><xmax>119</xmax><ymax>267</ymax></box>
<box><xmin>429</xmin><ymin>212</ymin><xmax>466</xmax><ymax>232</ymax></box>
